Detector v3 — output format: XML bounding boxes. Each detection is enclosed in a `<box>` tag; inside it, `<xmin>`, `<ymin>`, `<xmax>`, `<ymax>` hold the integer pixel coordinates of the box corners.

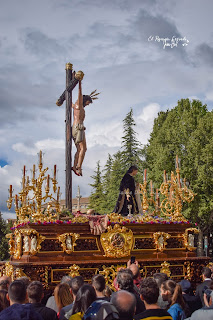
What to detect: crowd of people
<box><xmin>0</xmin><ymin>263</ymin><xmax>213</xmax><ymax>320</ymax></box>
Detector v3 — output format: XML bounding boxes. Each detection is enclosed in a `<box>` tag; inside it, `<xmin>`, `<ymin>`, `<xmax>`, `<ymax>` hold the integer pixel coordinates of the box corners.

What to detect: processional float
<box><xmin>1</xmin><ymin>152</ymin><xmax>209</xmax><ymax>290</ymax></box>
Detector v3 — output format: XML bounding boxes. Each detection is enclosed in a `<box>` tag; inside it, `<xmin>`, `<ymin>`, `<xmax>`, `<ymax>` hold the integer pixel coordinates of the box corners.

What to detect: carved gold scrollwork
<box><xmin>6</xmin><ymin>233</ymin><xmax>15</xmax><ymax>255</ymax></box>
<box><xmin>153</xmin><ymin>232</ymin><xmax>171</xmax><ymax>252</ymax></box>
<box><xmin>99</xmin><ymin>265</ymin><xmax>118</xmax><ymax>290</ymax></box>
<box><xmin>107</xmin><ymin>213</ymin><xmax>125</xmax><ymax>223</ymax></box>
<box><xmin>160</xmin><ymin>261</ymin><xmax>171</xmax><ymax>277</ymax></box>
<box><xmin>4</xmin><ymin>262</ymin><xmax>14</xmax><ymax>280</ymax></box>
<box><xmin>100</xmin><ymin>224</ymin><xmax>134</xmax><ymax>258</ymax></box>
<box><xmin>182</xmin><ymin>228</ymin><xmax>199</xmax><ymax>251</ymax></box>
<box><xmin>14</xmin><ymin>230</ymin><xmax>22</xmax><ymax>259</ymax></box>
<box><xmin>58</xmin><ymin>233</ymin><xmax>80</xmax><ymax>254</ymax></box>
<box><xmin>69</xmin><ymin>264</ymin><xmax>80</xmax><ymax>277</ymax></box>
<box><xmin>15</xmin><ymin>267</ymin><xmax>29</xmax><ymax>280</ymax></box>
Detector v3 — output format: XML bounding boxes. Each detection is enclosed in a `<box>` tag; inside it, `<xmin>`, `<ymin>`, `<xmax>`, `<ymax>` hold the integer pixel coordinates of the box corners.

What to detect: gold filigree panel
<box><xmin>58</xmin><ymin>233</ymin><xmax>80</xmax><ymax>254</ymax></box>
<box><xmin>100</xmin><ymin>224</ymin><xmax>133</xmax><ymax>258</ymax></box>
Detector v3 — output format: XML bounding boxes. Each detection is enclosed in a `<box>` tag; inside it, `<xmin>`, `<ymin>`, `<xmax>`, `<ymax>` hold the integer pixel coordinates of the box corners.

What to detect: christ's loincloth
<box><xmin>72</xmin><ymin>123</ymin><xmax>86</xmax><ymax>144</ymax></box>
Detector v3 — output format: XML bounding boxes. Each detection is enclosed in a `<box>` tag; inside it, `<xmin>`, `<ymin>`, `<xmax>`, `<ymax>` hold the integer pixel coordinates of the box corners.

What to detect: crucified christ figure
<box><xmin>72</xmin><ymin>81</ymin><xmax>99</xmax><ymax>176</ymax></box>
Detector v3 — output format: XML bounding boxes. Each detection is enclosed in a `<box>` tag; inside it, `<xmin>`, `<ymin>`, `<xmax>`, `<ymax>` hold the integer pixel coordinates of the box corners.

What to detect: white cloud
<box><xmin>12</xmin><ymin>139</ymin><xmax>65</xmax><ymax>155</ymax></box>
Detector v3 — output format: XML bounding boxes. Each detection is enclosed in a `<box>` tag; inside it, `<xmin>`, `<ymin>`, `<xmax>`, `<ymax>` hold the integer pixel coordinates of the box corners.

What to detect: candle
<box><xmin>47</xmin><ymin>175</ymin><xmax>50</xmax><ymax>188</ymax></box>
<box><xmin>9</xmin><ymin>185</ymin><xmax>12</xmax><ymax>197</ymax></box>
<box><xmin>150</xmin><ymin>180</ymin><xmax>153</xmax><ymax>194</ymax></box>
<box><xmin>176</xmin><ymin>155</ymin><xmax>179</xmax><ymax>169</ymax></box>
<box><xmin>144</xmin><ymin>169</ymin><xmax>147</xmax><ymax>182</ymax></box>
<box><xmin>57</xmin><ymin>187</ymin><xmax>60</xmax><ymax>202</ymax></box>
<box><xmin>23</xmin><ymin>165</ymin><xmax>26</xmax><ymax>177</ymax></box>
<box><xmin>177</xmin><ymin>172</ymin><xmax>181</xmax><ymax>188</ymax></box>
<box><xmin>54</xmin><ymin>165</ymin><xmax>57</xmax><ymax>180</ymax></box>
<box><xmin>33</xmin><ymin>164</ymin><xmax>35</xmax><ymax>179</ymax></box>
<box><xmin>164</xmin><ymin>170</ymin><xmax>167</xmax><ymax>182</ymax></box>
<box><xmin>15</xmin><ymin>194</ymin><xmax>18</xmax><ymax>208</ymax></box>
<box><xmin>39</xmin><ymin>150</ymin><xmax>42</xmax><ymax>165</ymax></box>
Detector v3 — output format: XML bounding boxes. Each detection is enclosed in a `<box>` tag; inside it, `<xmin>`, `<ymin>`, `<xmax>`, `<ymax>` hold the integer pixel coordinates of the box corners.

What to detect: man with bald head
<box><xmin>111</xmin><ymin>290</ymin><xmax>136</xmax><ymax>320</ymax></box>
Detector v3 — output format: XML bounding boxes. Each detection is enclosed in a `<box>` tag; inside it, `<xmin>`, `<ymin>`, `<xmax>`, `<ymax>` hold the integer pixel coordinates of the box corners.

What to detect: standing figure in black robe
<box><xmin>114</xmin><ymin>165</ymin><xmax>139</xmax><ymax>216</ymax></box>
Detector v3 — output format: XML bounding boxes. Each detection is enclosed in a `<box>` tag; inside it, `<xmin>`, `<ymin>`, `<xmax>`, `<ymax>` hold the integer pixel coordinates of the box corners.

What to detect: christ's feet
<box><xmin>72</xmin><ymin>167</ymin><xmax>81</xmax><ymax>176</ymax></box>
<box><xmin>76</xmin><ymin>167</ymin><xmax>83</xmax><ymax>176</ymax></box>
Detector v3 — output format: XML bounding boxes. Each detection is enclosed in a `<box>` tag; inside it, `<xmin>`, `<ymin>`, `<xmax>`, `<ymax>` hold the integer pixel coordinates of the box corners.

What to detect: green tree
<box><xmin>143</xmin><ymin>98</ymin><xmax>213</xmax><ymax>230</ymax></box>
<box><xmin>0</xmin><ymin>212</ymin><xmax>10</xmax><ymax>261</ymax></box>
<box><xmin>89</xmin><ymin>161</ymin><xmax>105</xmax><ymax>213</ymax></box>
<box><xmin>121</xmin><ymin>108</ymin><xmax>144</xmax><ymax>173</ymax></box>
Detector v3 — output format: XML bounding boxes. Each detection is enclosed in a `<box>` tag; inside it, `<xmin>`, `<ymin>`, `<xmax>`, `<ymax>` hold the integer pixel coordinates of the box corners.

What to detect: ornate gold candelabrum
<box><xmin>139</xmin><ymin>169</ymin><xmax>156</xmax><ymax>215</ymax></box>
<box><xmin>7</xmin><ymin>150</ymin><xmax>61</xmax><ymax>224</ymax></box>
<box><xmin>160</xmin><ymin>155</ymin><xmax>195</xmax><ymax>221</ymax></box>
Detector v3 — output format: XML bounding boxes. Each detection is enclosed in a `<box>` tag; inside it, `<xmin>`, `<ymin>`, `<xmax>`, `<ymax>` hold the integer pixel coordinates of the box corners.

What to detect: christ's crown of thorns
<box><xmin>89</xmin><ymin>89</ymin><xmax>101</xmax><ymax>100</ymax></box>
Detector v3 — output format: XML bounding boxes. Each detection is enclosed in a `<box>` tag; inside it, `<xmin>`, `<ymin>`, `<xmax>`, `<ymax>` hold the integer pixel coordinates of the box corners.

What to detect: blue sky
<box><xmin>0</xmin><ymin>0</ymin><xmax>213</xmax><ymax>219</ymax></box>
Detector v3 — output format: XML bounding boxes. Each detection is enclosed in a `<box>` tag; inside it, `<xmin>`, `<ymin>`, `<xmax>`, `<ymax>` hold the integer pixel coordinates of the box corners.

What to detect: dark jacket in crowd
<box><xmin>0</xmin><ymin>303</ymin><xmax>43</xmax><ymax>320</ymax></box>
<box><xmin>31</xmin><ymin>302</ymin><xmax>58</xmax><ymax>320</ymax></box>
<box><xmin>195</xmin><ymin>279</ymin><xmax>212</xmax><ymax>307</ymax></box>
<box><xmin>183</xmin><ymin>293</ymin><xmax>202</xmax><ymax>316</ymax></box>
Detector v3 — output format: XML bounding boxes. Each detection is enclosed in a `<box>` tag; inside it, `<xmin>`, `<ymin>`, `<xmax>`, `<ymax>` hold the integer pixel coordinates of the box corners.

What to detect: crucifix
<box><xmin>56</xmin><ymin>63</ymin><xmax>84</xmax><ymax>211</ymax></box>
<box><xmin>56</xmin><ymin>63</ymin><xmax>100</xmax><ymax>212</ymax></box>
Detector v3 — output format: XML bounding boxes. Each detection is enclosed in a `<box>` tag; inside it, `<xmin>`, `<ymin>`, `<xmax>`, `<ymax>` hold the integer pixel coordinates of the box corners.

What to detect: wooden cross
<box><xmin>56</xmin><ymin>63</ymin><xmax>84</xmax><ymax>211</ymax></box>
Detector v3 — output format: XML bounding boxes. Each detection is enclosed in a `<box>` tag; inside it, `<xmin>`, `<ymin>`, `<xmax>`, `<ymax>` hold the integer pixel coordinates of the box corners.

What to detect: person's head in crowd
<box><xmin>111</xmin><ymin>290</ymin><xmax>136</xmax><ymax>320</ymax></box>
<box><xmin>92</xmin><ymin>274</ymin><xmax>106</xmax><ymax>297</ymax></box>
<box><xmin>0</xmin><ymin>280</ymin><xmax>11</xmax><ymax>291</ymax></box>
<box><xmin>71</xmin><ymin>276</ymin><xmax>84</xmax><ymax>299</ymax></box>
<box><xmin>54</xmin><ymin>282</ymin><xmax>73</xmax><ymax>312</ymax></box>
<box><xmin>202</xmin><ymin>267</ymin><xmax>212</xmax><ymax>281</ymax></box>
<box><xmin>139</xmin><ymin>278</ymin><xmax>159</xmax><ymax>307</ymax></box>
<box><xmin>61</xmin><ymin>275</ymin><xmax>72</xmax><ymax>286</ymax></box>
<box><xmin>0</xmin><ymin>289</ymin><xmax>10</xmax><ymax>311</ymax></box>
<box><xmin>104</xmin><ymin>286</ymin><xmax>113</xmax><ymax>298</ymax></box>
<box><xmin>161</xmin><ymin>280</ymin><xmax>185</xmax><ymax>310</ymax></box>
<box><xmin>27</xmin><ymin>281</ymin><xmax>44</xmax><ymax>303</ymax></box>
<box><xmin>178</xmin><ymin>279</ymin><xmax>191</xmax><ymax>295</ymax></box>
<box><xmin>129</xmin><ymin>264</ymin><xmax>140</xmax><ymax>280</ymax></box>
<box><xmin>8</xmin><ymin>280</ymin><xmax>27</xmax><ymax>305</ymax></box>
<box><xmin>71</xmin><ymin>284</ymin><xmax>96</xmax><ymax>316</ymax></box>
<box><xmin>203</xmin><ymin>280</ymin><xmax>213</xmax><ymax>307</ymax></box>
<box><xmin>116</xmin><ymin>269</ymin><xmax>134</xmax><ymax>292</ymax></box>
<box><xmin>0</xmin><ymin>276</ymin><xmax>11</xmax><ymax>285</ymax></box>
<box><xmin>153</xmin><ymin>273</ymin><xmax>168</xmax><ymax>288</ymax></box>
<box><xmin>0</xmin><ymin>276</ymin><xmax>11</xmax><ymax>291</ymax></box>
<box><xmin>17</xmin><ymin>276</ymin><xmax>31</xmax><ymax>288</ymax></box>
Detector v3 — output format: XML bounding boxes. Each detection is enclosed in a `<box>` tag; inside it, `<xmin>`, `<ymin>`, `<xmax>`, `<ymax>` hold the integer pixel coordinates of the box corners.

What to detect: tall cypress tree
<box><xmin>121</xmin><ymin>108</ymin><xmax>143</xmax><ymax>167</ymax></box>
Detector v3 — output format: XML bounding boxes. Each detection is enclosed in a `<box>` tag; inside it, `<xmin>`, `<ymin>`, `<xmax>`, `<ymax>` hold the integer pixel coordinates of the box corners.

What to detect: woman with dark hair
<box><xmin>69</xmin><ymin>284</ymin><xmax>96</xmax><ymax>320</ymax></box>
<box><xmin>0</xmin><ymin>289</ymin><xmax>10</xmax><ymax>312</ymax></box>
<box><xmin>113</xmin><ymin>166</ymin><xmax>139</xmax><ymax>216</ymax></box>
<box><xmin>161</xmin><ymin>280</ymin><xmax>186</xmax><ymax>320</ymax></box>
